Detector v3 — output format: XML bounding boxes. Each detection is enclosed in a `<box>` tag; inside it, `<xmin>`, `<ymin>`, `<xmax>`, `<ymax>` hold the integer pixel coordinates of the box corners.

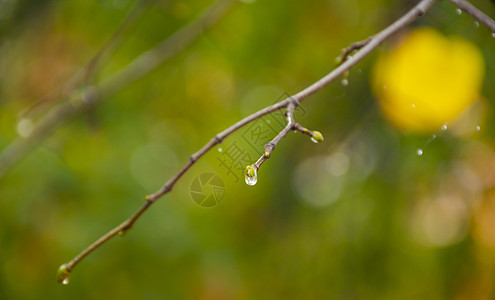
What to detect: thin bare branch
<box><xmin>252</xmin><ymin>103</ymin><xmax>297</xmax><ymax>170</ymax></box>
<box><xmin>0</xmin><ymin>0</ymin><xmax>236</xmax><ymax>179</ymax></box>
<box><xmin>449</xmin><ymin>0</ymin><xmax>495</xmax><ymax>32</ymax></box>
<box><xmin>339</xmin><ymin>37</ymin><xmax>372</xmax><ymax>64</ymax></box>
<box><xmin>56</xmin><ymin>0</ymin><xmax>437</xmax><ymax>284</ymax></box>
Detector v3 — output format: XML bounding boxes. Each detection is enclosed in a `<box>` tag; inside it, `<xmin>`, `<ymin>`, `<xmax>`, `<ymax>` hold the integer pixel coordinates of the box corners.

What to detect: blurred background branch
<box><xmin>0</xmin><ymin>0</ymin><xmax>236</xmax><ymax>179</ymax></box>
<box><xmin>21</xmin><ymin>0</ymin><xmax>151</xmax><ymax>118</ymax></box>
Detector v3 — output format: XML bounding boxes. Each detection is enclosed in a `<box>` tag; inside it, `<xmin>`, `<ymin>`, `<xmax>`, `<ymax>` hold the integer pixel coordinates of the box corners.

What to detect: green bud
<box><xmin>311</xmin><ymin>131</ymin><xmax>324</xmax><ymax>143</ymax></box>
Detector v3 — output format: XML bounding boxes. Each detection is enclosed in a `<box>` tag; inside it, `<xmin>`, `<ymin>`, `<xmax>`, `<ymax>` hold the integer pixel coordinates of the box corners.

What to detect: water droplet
<box><xmin>417</xmin><ymin>149</ymin><xmax>424</xmax><ymax>156</ymax></box>
<box><xmin>245</xmin><ymin>165</ymin><xmax>258</xmax><ymax>186</ymax></box>
<box><xmin>432</xmin><ymin>134</ymin><xmax>436</xmax><ymax>139</ymax></box>
<box><xmin>456</xmin><ymin>9</ymin><xmax>462</xmax><ymax>15</ymax></box>
<box><xmin>474</xmin><ymin>21</ymin><xmax>479</xmax><ymax>28</ymax></box>
<box><xmin>57</xmin><ymin>263</ymin><xmax>71</xmax><ymax>285</ymax></box>
<box><xmin>441</xmin><ymin>124</ymin><xmax>448</xmax><ymax>131</ymax></box>
<box><xmin>492</xmin><ymin>33</ymin><xmax>495</xmax><ymax>38</ymax></box>
<box><xmin>476</xmin><ymin>125</ymin><xmax>481</xmax><ymax>131</ymax></box>
<box><xmin>218</xmin><ymin>147</ymin><xmax>223</xmax><ymax>152</ymax></box>
<box><xmin>411</xmin><ymin>104</ymin><xmax>415</xmax><ymax>108</ymax></box>
<box><xmin>341</xmin><ymin>78</ymin><xmax>349</xmax><ymax>86</ymax></box>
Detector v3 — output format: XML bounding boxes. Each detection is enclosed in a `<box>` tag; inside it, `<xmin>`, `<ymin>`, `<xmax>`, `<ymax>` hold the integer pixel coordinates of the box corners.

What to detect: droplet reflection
<box><xmin>245</xmin><ymin>165</ymin><xmax>258</xmax><ymax>186</ymax></box>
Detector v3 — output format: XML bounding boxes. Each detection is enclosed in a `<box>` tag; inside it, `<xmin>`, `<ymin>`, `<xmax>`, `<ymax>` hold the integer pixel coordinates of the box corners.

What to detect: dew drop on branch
<box><xmin>341</xmin><ymin>79</ymin><xmax>348</xmax><ymax>86</ymax></box>
<box><xmin>441</xmin><ymin>123</ymin><xmax>448</xmax><ymax>131</ymax></box>
<box><xmin>476</xmin><ymin>125</ymin><xmax>481</xmax><ymax>131</ymax></box>
<box><xmin>474</xmin><ymin>21</ymin><xmax>479</xmax><ymax>28</ymax></box>
<box><xmin>456</xmin><ymin>9</ymin><xmax>462</xmax><ymax>15</ymax></box>
<box><xmin>57</xmin><ymin>264</ymin><xmax>71</xmax><ymax>285</ymax></box>
<box><xmin>218</xmin><ymin>147</ymin><xmax>223</xmax><ymax>152</ymax></box>
<box><xmin>417</xmin><ymin>149</ymin><xmax>424</xmax><ymax>156</ymax></box>
<box><xmin>492</xmin><ymin>33</ymin><xmax>495</xmax><ymax>38</ymax></box>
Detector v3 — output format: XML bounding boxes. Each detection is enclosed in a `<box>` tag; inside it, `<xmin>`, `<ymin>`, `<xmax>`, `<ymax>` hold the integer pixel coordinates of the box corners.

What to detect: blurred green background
<box><xmin>1</xmin><ymin>0</ymin><xmax>495</xmax><ymax>299</ymax></box>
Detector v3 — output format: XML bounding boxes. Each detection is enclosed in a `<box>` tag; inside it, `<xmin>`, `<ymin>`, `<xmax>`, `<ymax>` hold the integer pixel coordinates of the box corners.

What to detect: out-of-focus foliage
<box><xmin>0</xmin><ymin>0</ymin><xmax>494</xmax><ymax>299</ymax></box>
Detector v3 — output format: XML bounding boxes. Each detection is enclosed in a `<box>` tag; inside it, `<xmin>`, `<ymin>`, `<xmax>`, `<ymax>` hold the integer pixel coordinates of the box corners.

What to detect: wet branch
<box><xmin>338</xmin><ymin>37</ymin><xmax>373</xmax><ymax>64</ymax></box>
<box><xmin>56</xmin><ymin>0</ymin><xmax>437</xmax><ymax>284</ymax></box>
<box><xmin>249</xmin><ymin>102</ymin><xmax>323</xmax><ymax>175</ymax></box>
<box><xmin>449</xmin><ymin>0</ymin><xmax>495</xmax><ymax>32</ymax></box>
<box><xmin>251</xmin><ymin>102</ymin><xmax>297</xmax><ymax>171</ymax></box>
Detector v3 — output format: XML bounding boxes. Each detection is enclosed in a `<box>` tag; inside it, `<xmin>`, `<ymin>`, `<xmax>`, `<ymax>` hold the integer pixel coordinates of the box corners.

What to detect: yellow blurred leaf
<box><xmin>371</xmin><ymin>27</ymin><xmax>485</xmax><ymax>133</ymax></box>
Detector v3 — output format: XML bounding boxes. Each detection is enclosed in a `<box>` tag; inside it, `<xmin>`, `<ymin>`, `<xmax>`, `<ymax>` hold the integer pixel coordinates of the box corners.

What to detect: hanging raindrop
<box><xmin>416</xmin><ymin>149</ymin><xmax>424</xmax><ymax>156</ymax></box>
<box><xmin>218</xmin><ymin>147</ymin><xmax>223</xmax><ymax>152</ymax></box>
<box><xmin>476</xmin><ymin>125</ymin><xmax>481</xmax><ymax>131</ymax></box>
<box><xmin>492</xmin><ymin>33</ymin><xmax>495</xmax><ymax>38</ymax></box>
<box><xmin>456</xmin><ymin>9</ymin><xmax>462</xmax><ymax>15</ymax></box>
<box><xmin>245</xmin><ymin>165</ymin><xmax>258</xmax><ymax>186</ymax></box>
<box><xmin>57</xmin><ymin>264</ymin><xmax>71</xmax><ymax>285</ymax></box>
<box><xmin>341</xmin><ymin>78</ymin><xmax>349</xmax><ymax>86</ymax></box>
<box><xmin>474</xmin><ymin>21</ymin><xmax>479</xmax><ymax>28</ymax></box>
<box><xmin>441</xmin><ymin>123</ymin><xmax>448</xmax><ymax>131</ymax></box>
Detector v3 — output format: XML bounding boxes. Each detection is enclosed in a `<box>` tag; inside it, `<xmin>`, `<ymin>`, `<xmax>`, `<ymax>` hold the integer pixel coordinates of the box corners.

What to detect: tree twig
<box><xmin>338</xmin><ymin>37</ymin><xmax>373</xmax><ymax>64</ymax></box>
<box><xmin>56</xmin><ymin>0</ymin><xmax>437</xmax><ymax>284</ymax></box>
<box><xmin>0</xmin><ymin>0</ymin><xmax>237</xmax><ymax>179</ymax></box>
<box><xmin>449</xmin><ymin>0</ymin><xmax>495</xmax><ymax>32</ymax></box>
<box><xmin>249</xmin><ymin>102</ymin><xmax>323</xmax><ymax>173</ymax></box>
<box><xmin>251</xmin><ymin>102</ymin><xmax>297</xmax><ymax>171</ymax></box>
